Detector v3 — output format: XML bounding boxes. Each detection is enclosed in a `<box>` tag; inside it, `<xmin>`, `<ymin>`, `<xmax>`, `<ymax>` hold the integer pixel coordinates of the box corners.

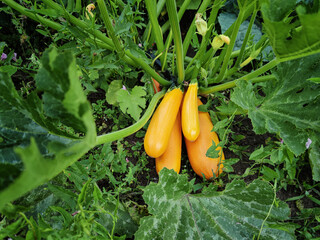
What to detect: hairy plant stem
<box><xmin>95</xmin><ymin>91</ymin><xmax>165</xmax><ymax>146</ymax></box>
<box><xmin>188</xmin><ymin>47</ymin><xmax>245</xmax><ymax>76</ymax></box>
<box><xmin>225</xmin><ymin>34</ymin><xmax>269</xmax><ymax>79</ymax></box>
<box><xmin>161</xmin><ymin>0</ymin><xmax>192</xmax><ymax>36</ymax></box>
<box><xmin>182</xmin><ymin>0</ymin><xmax>211</xmax><ymax>59</ymax></box>
<box><xmin>199</xmin><ymin>72</ymin><xmax>277</xmax><ymax>95</ymax></box>
<box><xmin>96</xmin><ymin>0</ymin><xmax>123</xmax><ymax>55</ymax></box>
<box><xmin>208</xmin><ymin>2</ymin><xmax>255</xmax><ymax>80</ymax></box>
<box><xmin>3</xmin><ymin>0</ymin><xmax>63</xmax><ymax>31</ymax></box>
<box><xmin>166</xmin><ymin>0</ymin><xmax>185</xmax><ymax>83</ymax></box>
<box><xmin>215</xmin><ymin>10</ymin><xmax>245</xmax><ymax>83</ymax></box>
<box><xmin>195</xmin><ymin>0</ymin><xmax>225</xmax><ymax>68</ymax></box>
<box><xmin>37</xmin><ymin>0</ymin><xmax>171</xmax><ymax>86</ymax></box>
<box><xmin>124</xmin><ymin>51</ymin><xmax>170</xmax><ymax>86</ymax></box>
<box><xmin>257</xmin><ymin>180</ymin><xmax>277</xmax><ymax>240</ymax></box>
<box><xmin>185</xmin><ymin>10</ymin><xmax>219</xmax><ymax>76</ymax></box>
<box><xmin>142</xmin><ymin>0</ymin><xmax>166</xmax><ymax>44</ymax></box>
<box><xmin>162</xmin><ymin>0</ymin><xmax>192</xmax><ymax>71</ymax></box>
<box><xmin>232</xmin><ymin>4</ymin><xmax>258</xmax><ymax>70</ymax></box>
<box><xmin>145</xmin><ymin>0</ymin><xmax>165</xmax><ymax>65</ymax></box>
<box><xmin>208</xmin><ymin>47</ymin><xmax>227</xmax><ymax>80</ymax></box>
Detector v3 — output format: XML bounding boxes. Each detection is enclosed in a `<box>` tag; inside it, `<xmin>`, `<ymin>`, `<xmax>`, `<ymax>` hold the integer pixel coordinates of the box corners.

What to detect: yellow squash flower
<box><xmin>86</xmin><ymin>3</ymin><xmax>95</xmax><ymax>19</ymax></box>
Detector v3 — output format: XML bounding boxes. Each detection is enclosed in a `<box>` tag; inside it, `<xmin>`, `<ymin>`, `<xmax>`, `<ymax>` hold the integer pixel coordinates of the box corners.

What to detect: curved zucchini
<box><xmin>185</xmin><ymin>99</ymin><xmax>224</xmax><ymax>179</ymax></box>
<box><xmin>156</xmin><ymin>110</ymin><xmax>182</xmax><ymax>174</ymax></box>
<box><xmin>144</xmin><ymin>88</ymin><xmax>183</xmax><ymax>158</ymax></box>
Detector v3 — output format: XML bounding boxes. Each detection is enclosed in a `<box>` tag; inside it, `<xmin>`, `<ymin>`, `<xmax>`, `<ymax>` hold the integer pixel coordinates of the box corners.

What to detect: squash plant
<box><xmin>1</xmin><ymin>0</ymin><xmax>320</xmax><ymax>238</ymax></box>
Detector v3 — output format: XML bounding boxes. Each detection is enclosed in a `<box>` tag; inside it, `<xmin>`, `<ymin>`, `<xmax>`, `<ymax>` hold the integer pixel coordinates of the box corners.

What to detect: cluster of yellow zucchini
<box><xmin>144</xmin><ymin>81</ymin><xmax>225</xmax><ymax>179</ymax></box>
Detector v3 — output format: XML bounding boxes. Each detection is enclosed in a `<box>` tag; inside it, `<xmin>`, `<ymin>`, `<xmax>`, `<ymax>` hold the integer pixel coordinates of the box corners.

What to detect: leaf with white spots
<box><xmin>231</xmin><ymin>54</ymin><xmax>320</xmax><ymax>159</ymax></box>
<box><xmin>135</xmin><ymin>169</ymin><xmax>295</xmax><ymax>240</ymax></box>
<box><xmin>309</xmin><ymin>138</ymin><xmax>320</xmax><ymax>181</ymax></box>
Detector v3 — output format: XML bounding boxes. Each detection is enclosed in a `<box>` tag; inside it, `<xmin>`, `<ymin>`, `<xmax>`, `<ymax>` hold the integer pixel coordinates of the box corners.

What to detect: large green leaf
<box><xmin>0</xmin><ymin>47</ymin><xmax>96</xmax><ymax>211</ymax></box>
<box><xmin>135</xmin><ymin>169</ymin><xmax>294</xmax><ymax>240</ymax></box>
<box><xmin>231</xmin><ymin>54</ymin><xmax>320</xmax><ymax>179</ymax></box>
<box><xmin>309</xmin><ymin>139</ymin><xmax>320</xmax><ymax>181</ymax></box>
<box><xmin>261</xmin><ymin>0</ymin><xmax>320</xmax><ymax>60</ymax></box>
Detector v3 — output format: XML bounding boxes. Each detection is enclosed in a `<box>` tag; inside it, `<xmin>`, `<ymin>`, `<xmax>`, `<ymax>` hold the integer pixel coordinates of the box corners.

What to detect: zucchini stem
<box><xmin>95</xmin><ymin>91</ymin><xmax>165</xmax><ymax>146</ymax></box>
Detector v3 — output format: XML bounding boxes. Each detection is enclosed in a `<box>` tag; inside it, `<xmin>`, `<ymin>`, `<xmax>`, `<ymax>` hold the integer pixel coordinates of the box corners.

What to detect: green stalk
<box><xmin>185</xmin><ymin>4</ymin><xmax>221</xmax><ymax>74</ymax></box>
<box><xmin>162</xmin><ymin>30</ymin><xmax>173</xmax><ymax>71</ymax></box>
<box><xmin>223</xmin><ymin>2</ymin><xmax>255</xmax><ymax>36</ymax></box>
<box><xmin>226</xmin><ymin>33</ymin><xmax>268</xmax><ymax>78</ymax></box>
<box><xmin>162</xmin><ymin>0</ymin><xmax>191</xmax><ymax>71</ymax></box>
<box><xmin>208</xmin><ymin>2</ymin><xmax>255</xmax><ymax>79</ymax></box>
<box><xmin>188</xmin><ymin>47</ymin><xmax>246</xmax><ymax>78</ymax></box>
<box><xmin>208</xmin><ymin>47</ymin><xmax>227</xmax><ymax>81</ymax></box>
<box><xmin>142</xmin><ymin>0</ymin><xmax>166</xmax><ymax>43</ymax></box>
<box><xmin>199</xmin><ymin>74</ymin><xmax>276</xmax><ymax>94</ymax></box>
<box><xmin>257</xmin><ymin>180</ymin><xmax>277</xmax><ymax>240</ymax></box>
<box><xmin>3</xmin><ymin>0</ymin><xmax>119</xmax><ymax>59</ymax></box>
<box><xmin>199</xmin><ymin>59</ymin><xmax>281</xmax><ymax>94</ymax></box>
<box><xmin>161</xmin><ymin>0</ymin><xmax>192</xmax><ymax>35</ymax></box>
<box><xmin>145</xmin><ymin>0</ymin><xmax>165</xmax><ymax>65</ymax></box>
<box><xmin>232</xmin><ymin>5</ymin><xmax>258</xmax><ymax>69</ymax></box>
<box><xmin>41</xmin><ymin>0</ymin><xmax>114</xmax><ymax>47</ymax></box>
<box><xmin>2</xmin><ymin>0</ymin><xmax>135</xmax><ymax>67</ymax></box>
<box><xmin>194</xmin><ymin>0</ymin><xmax>225</xmax><ymax>68</ymax></box>
<box><xmin>207</xmin><ymin>0</ymin><xmax>225</xmax><ymax>26</ymax></box>
<box><xmin>96</xmin><ymin>0</ymin><xmax>123</xmax><ymax>55</ymax></box>
<box><xmin>182</xmin><ymin>0</ymin><xmax>211</xmax><ymax>58</ymax></box>
<box><xmin>40</xmin><ymin>0</ymin><xmax>170</xmax><ymax>86</ymax></box>
<box><xmin>166</xmin><ymin>0</ymin><xmax>185</xmax><ymax>83</ymax></box>
<box><xmin>240</xmin><ymin>58</ymin><xmax>279</xmax><ymax>80</ymax></box>
<box><xmin>95</xmin><ymin>91</ymin><xmax>165</xmax><ymax>145</ymax></box>
<box><xmin>125</xmin><ymin>50</ymin><xmax>171</xmax><ymax>86</ymax></box>
<box><xmin>215</xmin><ymin>10</ymin><xmax>245</xmax><ymax>83</ymax></box>
<box><xmin>3</xmin><ymin>0</ymin><xmax>63</xmax><ymax>31</ymax></box>
<box><xmin>185</xmin><ymin>37</ymin><xmax>208</xmax><ymax>75</ymax></box>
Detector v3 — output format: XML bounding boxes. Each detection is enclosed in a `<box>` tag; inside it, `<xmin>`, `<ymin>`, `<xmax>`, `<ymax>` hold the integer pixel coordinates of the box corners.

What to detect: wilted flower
<box><xmin>211</xmin><ymin>35</ymin><xmax>230</xmax><ymax>50</ymax></box>
<box><xmin>306</xmin><ymin>138</ymin><xmax>312</xmax><ymax>149</ymax></box>
<box><xmin>195</xmin><ymin>13</ymin><xmax>207</xmax><ymax>37</ymax></box>
<box><xmin>12</xmin><ymin>53</ymin><xmax>17</xmax><ymax>62</ymax></box>
<box><xmin>219</xmin><ymin>35</ymin><xmax>230</xmax><ymax>45</ymax></box>
<box><xmin>1</xmin><ymin>53</ymin><xmax>7</xmax><ymax>61</ymax></box>
<box><xmin>86</xmin><ymin>3</ymin><xmax>95</xmax><ymax>19</ymax></box>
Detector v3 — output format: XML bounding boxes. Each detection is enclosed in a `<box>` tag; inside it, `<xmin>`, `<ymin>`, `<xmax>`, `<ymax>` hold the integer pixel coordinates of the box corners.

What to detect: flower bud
<box><xmin>195</xmin><ymin>13</ymin><xmax>207</xmax><ymax>37</ymax></box>
<box><xmin>250</xmin><ymin>47</ymin><xmax>262</xmax><ymax>59</ymax></box>
<box><xmin>240</xmin><ymin>47</ymin><xmax>262</xmax><ymax>68</ymax></box>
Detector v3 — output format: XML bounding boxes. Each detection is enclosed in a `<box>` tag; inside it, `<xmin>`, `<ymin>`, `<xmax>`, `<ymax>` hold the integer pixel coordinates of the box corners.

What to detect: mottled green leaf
<box><xmin>309</xmin><ymin>140</ymin><xmax>320</xmax><ymax>181</ymax></box>
<box><xmin>231</xmin><ymin>54</ymin><xmax>320</xmax><ymax>157</ymax></box>
<box><xmin>0</xmin><ymin>47</ymin><xmax>96</xmax><ymax>210</ymax></box>
<box><xmin>135</xmin><ymin>169</ymin><xmax>294</xmax><ymax>240</ymax></box>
